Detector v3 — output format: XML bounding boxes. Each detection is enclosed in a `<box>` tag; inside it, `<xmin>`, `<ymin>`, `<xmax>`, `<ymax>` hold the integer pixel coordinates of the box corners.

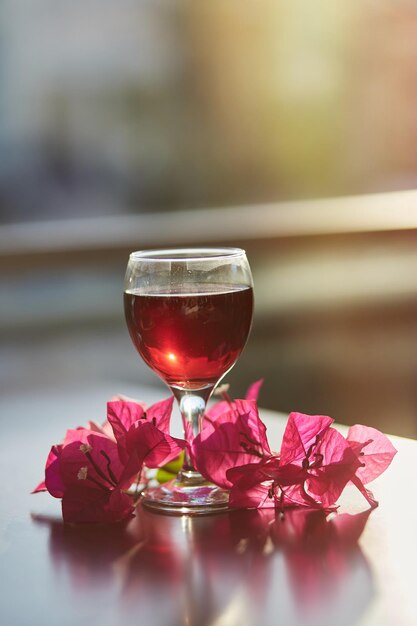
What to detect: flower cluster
<box><xmin>193</xmin><ymin>381</ymin><xmax>396</xmax><ymax>509</ymax></box>
<box><xmin>33</xmin><ymin>397</ymin><xmax>184</xmax><ymax>523</ymax></box>
<box><xmin>33</xmin><ymin>381</ymin><xmax>397</xmax><ymax>523</ymax></box>
<box><xmin>193</xmin><ymin>382</ymin><xmax>397</xmax><ymax>511</ymax></box>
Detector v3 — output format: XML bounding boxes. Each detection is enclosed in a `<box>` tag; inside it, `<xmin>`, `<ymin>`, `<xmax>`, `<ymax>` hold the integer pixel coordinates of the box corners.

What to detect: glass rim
<box><xmin>128</xmin><ymin>247</ymin><xmax>247</xmax><ymax>262</ymax></box>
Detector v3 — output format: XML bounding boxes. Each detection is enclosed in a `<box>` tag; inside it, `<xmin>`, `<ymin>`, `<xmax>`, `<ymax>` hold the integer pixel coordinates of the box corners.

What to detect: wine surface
<box><xmin>124</xmin><ymin>284</ymin><xmax>253</xmax><ymax>389</ymax></box>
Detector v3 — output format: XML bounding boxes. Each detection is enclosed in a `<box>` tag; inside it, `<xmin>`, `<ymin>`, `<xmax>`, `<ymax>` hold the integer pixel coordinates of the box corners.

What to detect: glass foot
<box><xmin>141</xmin><ymin>477</ymin><xmax>229</xmax><ymax>516</ymax></box>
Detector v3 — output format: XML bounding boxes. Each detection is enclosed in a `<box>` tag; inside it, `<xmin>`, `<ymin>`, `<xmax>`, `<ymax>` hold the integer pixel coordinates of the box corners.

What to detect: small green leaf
<box><xmin>155</xmin><ymin>452</ymin><xmax>184</xmax><ymax>484</ymax></box>
<box><xmin>156</xmin><ymin>469</ymin><xmax>176</xmax><ymax>484</ymax></box>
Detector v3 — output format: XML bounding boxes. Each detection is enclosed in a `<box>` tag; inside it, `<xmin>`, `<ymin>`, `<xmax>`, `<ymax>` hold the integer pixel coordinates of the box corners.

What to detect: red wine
<box><xmin>124</xmin><ymin>284</ymin><xmax>253</xmax><ymax>389</ymax></box>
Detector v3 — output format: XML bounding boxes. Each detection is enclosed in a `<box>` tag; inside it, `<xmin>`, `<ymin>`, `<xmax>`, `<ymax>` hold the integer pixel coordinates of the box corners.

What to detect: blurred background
<box><xmin>1</xmin><ymin>0</ymin><xmax>417</xmax><ymax>437</ymax></box>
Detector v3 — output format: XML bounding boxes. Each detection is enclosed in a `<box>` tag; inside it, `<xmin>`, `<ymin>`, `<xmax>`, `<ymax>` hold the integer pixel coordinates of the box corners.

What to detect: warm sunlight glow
<box><xmin>167</xmin><ymin>352</ymin><xmax>177</xmax><ymax>362</ymax></box>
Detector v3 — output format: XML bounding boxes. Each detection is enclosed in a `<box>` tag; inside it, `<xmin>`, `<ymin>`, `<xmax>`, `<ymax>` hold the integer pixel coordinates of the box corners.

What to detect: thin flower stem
<box><xmin>221</xmin><ymin>391</ymin><xmax>233</xmax><ymax>404</ymax></box>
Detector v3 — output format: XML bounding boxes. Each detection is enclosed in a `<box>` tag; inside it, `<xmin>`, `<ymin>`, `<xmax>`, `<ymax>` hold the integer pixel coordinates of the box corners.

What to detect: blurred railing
<box><xmin>2</xmin><ymin>189</ymin><xmax>417</xmax><ymax>327</ymax></box>
<box><xmin>1</xmin><ymin>189</ymin><xmax>417</xmax><ymax>437</ymax></box>
<box><xmin>1</xmin><ymin>190</ymin><xmax>417</xmax><ymax>268</ymax></box>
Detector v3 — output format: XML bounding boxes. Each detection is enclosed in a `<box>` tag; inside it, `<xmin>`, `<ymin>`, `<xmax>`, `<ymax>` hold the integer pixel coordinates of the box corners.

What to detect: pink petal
<box><xmin>227</xmin><ymin>461</ymin><xmax>273</xmax><ymax>491</ymax></box>
<box><xmin>227</xmin><ymin>458</ymin><xmax>304</xmax><ymax>490</ymax></box>
<box><xmin>205</xmin><ymin>384</ymin><xmax>263</xmax><ymax>423</ymax></box>
<box><xmin>261</xmin><ymin>460</ymin><xmax>307</xmax><ymax>487</ymax></box>
<box><xmin>60</xmin><ymin>430</ymin><xmax>124</xmax><ymax>489</ymax></box>
<box><xmin>194</xmin><ymin>402</ymin><xmax>271</xmax><ymax>488</ymax></box>
<box><xmin>280</xmin><ymin>412</ymin><xmax>334</xmax><ymax>465</ymax></box>
<box><xmin>44</xmin><ymin>444</ymin><xmax>65</xmax><ymax>498</ymax></box>
<box><xmin>347</xmin><ymin>425</ymin><xmax>397</xmax><ymax>484</ymax></box>
<box><xmin>86</xmin><ymin>420</ymin><xmax>106</xmax><ymax>434</ymax></box>
<box><xmin>32</xmin><ymin>481</ymin><xmax>46</xmax><ymax>494</ymax></box>
<box><xmin>147</xmin><ymin>397</ymin><xmax>174</xmax><ymax>433</ymax></box>
<box><xmin>33</xmin><ymin>444</ymin><xmax>65</xmax><ymax>497</ymax></box>
<box><xmin>205</xmin><ymin>399</ymin><xmax>233</xmax><ymax>422</ymax></box>
<box><xmin>62</xmin><ymin>485</ymin><xmax>134</xmax><ymax>524</ymax></box>
<box><xmin>317</xmin><ymin>427</ymin><xmax>358</xmax><ymax>467</ymax></box>
<box><xmin>194</xmin><ymin>423</ymin><xmax>255</xmax><ymax>488</ymax></box>
<box><xmin>107</xmin><ymin>397</ymin><xmax>174</xmax><ymax>451</ymax></box>
<box><xmin>278</xmin><ymin>483</ymin><xmax>322</xmax><ymax>508</ymax></box>
<box><xmin>107</xmin><ymin>488</ymin><xmax>136</xmax><ymax>518</ymax></box>
<box><xmin>229</xmin><ymin>484</ymin><xmax>273</xmax><ymax>509</ymax></box>
<box><xmin>63</xmin><ymin>428</ymin><xmax>87</xmax><ymax>446</ymax></box>
<box><xmin>127</xmin><ymin>421</ymin><xmax>184</xmax><ymax>467</ymax></box>
<box><xmin>306</xmin><ymin>428</ymin><xmax>361</xmax><ymax>506</ymax></box>
<box><xmin>206</xmin><ymin>400</ymin><xmax>271</xmax><ymax>450</ymax></box>
<box><xmin>86</xmin><ymin>420</ymin><xmax>115</xmax><ymax>439</ymax></box>
<box><xmin>245</xmin><ymin>379</ymin><xmax>264</xmax><ymax>402</ymax></box>
<box><xmin>229</xmin><ymin>482</ymin><xmax>313</xmax><ymax>510</ymax></box>
<box><xmin>119</xmin><ymin>422</ymin><xmax>185</xmax><ymax>487</ymax></box>
<box><xmin>107</xmin><ymin>401</ymin><xmax>146</xmax><ymax>442</ymax></box>
<box><xmin>227</xmin><ymin>458</ymin><xmax>313</xmax><ymax>509</ymax></box>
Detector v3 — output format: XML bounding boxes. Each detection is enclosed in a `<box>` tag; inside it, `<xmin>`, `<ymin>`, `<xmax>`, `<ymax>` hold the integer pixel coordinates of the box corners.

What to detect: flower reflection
<box><xmin>32</xmin><ymin>505</ymin><xmax>374</xmax><ymax>626</ymax></box>
<box><xmin>269</xmin><ymin>508</ymin><xmax>373</xmax><ymax>620</ymax></box>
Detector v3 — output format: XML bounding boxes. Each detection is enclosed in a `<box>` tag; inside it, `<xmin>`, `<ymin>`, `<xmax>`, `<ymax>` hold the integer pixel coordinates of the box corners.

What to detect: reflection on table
<box><xmin>33</xmin><ymin>505</ymin><xmax>373</xmax><ymax>626</ymax></box>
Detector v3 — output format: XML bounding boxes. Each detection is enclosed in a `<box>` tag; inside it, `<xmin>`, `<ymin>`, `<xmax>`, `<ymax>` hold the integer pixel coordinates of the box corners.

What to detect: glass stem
<box><xmin>172</xmin><ymin>387</ymin><xmax>212</xmax><ymax>482</ymax></box>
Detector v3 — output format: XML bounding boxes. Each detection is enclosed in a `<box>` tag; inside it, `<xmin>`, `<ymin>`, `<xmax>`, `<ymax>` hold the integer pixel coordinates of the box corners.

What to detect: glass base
<box><xmin>141</xmin><ymin>476</ymin><xmax>230</xmax><ymax>516</ymax></box>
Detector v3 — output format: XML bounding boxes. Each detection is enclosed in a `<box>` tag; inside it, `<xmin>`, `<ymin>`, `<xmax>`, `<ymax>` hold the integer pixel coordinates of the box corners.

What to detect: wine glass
<box><xmin>124</xmin><ymin>247</ymin><xmax>254</xmax><ymax>514</ymax></box>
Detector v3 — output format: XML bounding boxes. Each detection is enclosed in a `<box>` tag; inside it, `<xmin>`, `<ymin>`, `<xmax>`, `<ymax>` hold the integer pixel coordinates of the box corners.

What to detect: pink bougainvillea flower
<box><xmin>227</xmin><ymin>458</ymin><xmax>309</xmax><ymax>509</ymax></box>
<box><xmin>58</xmin><ymin>429</ymin><xmax>128</xmax><ymax>490</ymax></box>
<box><xmin>226</xmin><ymin>412</ymin><xmax>341</xmax><ymax>510</ymax></box>
<box><xmin>117</xmin><ymin>421</ymin><xmax>185</xmax><ymax>487</ymax></box>
<box><xmin>193</xmin><ymin>399</ymin><xmax>271</xmax><ymax>489</ymax></box>
<box><xmin>228</xmin><ymin>482</ymin><xmax>273</xmax><ymax>510</ymax></box>
<box><xmin>33</xmin><ymin>383</ymin><xmax>397</xmax><ymax>521</ymax></box>
<box><xmin>33</xmin><ymin>396</ymin><xmax>184</xmax><ymax>523</ymax></box>
<box><xmin>346</xmin><ymin>424</ymin><xmax>397</xmax><ymax>484</ymax></box>
<box><xmin>279</xmin><ymin>412</ymin><xmax>334</xmax><ymax>466</ymax></box>
<box><xmin>86</xmin><ymin>396</ymin><xmax>174</xmax><ymax>442</ymax></box>
<box><xmin>303</xmin><ymin>426</ymin><xmax>362</xmax><ymax>507</ymax></box>
<box><xmin>107</xmin><ymin>396</ymin><xmax>174</xmax><ymax>439</ymax></box>
<box><xmin>187</xmin><ymin>380</ymin><xmax>264</xmax><ymax>470</ymax></box>
<box><xmin>279</xmin><ymin>414</ymin><xmax>376</xmax><ymax>509</ymax></box>
<box><xmin>85</xmin><ymin>419</ymin><xmax>114</xmax><ymax>439</ymax></box>
<box><xmin>106</xmin><ymin>398</ymin><xmax>184</xmax><ymax>480</ymax></box>
<box><xmin>225</xmin><ymin>411</ymin><xmax>394</xmax><ymax>511</ymax></box>
<box><xmin>35</xmin><ymin>428</ymin><xmax>138</xmax><ymax>523</ymax></box>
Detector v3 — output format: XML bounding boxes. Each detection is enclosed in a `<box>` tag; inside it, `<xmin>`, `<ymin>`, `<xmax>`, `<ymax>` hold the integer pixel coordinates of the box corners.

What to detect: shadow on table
<box><xmin>32</xmin><ymin>506</ymin><xmax>374</xmax><ymax>626</ymax></box>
